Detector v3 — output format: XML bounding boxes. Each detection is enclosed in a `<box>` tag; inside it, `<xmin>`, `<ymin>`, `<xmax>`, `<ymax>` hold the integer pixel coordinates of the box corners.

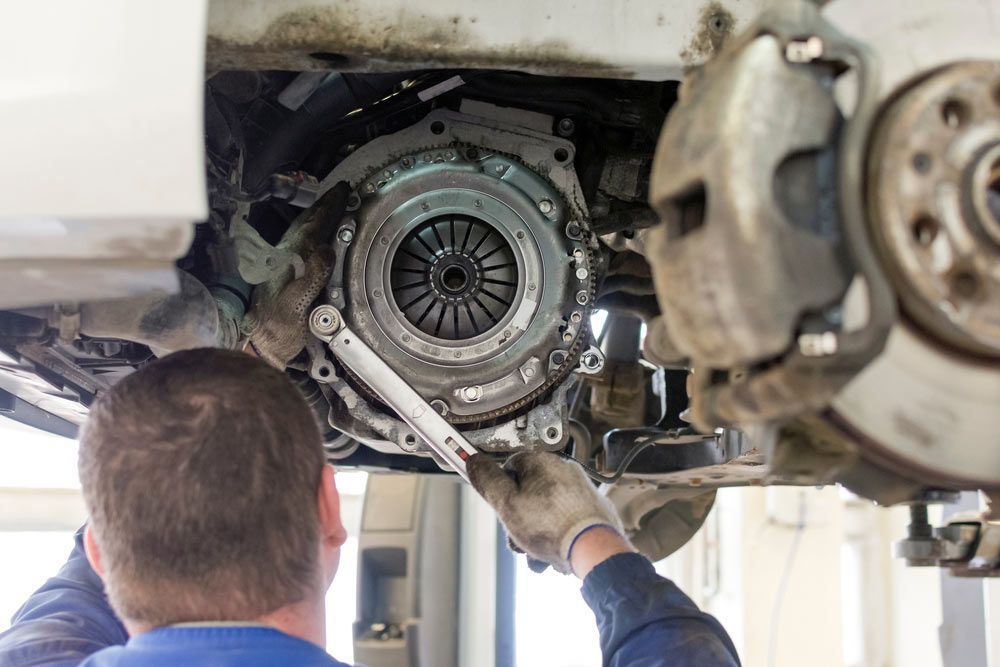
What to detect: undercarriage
<box><xmin>1</xmin><ymin>0</ymin><xmax>997</xmax><ymax>573</ymax></box>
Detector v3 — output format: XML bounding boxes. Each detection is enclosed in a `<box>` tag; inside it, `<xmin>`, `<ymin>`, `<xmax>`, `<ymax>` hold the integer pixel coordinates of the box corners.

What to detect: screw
<box><xmin>575</xmin><ymin>290</ymin><xmax>589</xmax><ymax>305</ymax></box>
<box><xmin>495</xmin><ymin>164</ymin><xmax>506</xmax><ymax>174</ymax></box>
<box><xmin>538</xmin><ymin>199</ymin><xmax>554</xmax><ymax>215</ymax></box>
<box><xmin>576</xmin><ymin>268</ymin><xmax>589</xmax><ymax>280</ymax></box>
<box><xmin>557</xmin><ymin>118</ymin><xmax>576</xmax><ymax>136</ymax></box>
<box><xmin>338</xmin><ymin>227</ymin><xmax>354</xmax><ymax>243</ymax></box>
<box><xmin>523</xmin><ymin>366</ymin><xmax>536</xmax><ymax>378</ymax></box>
<box><xmin>401</xmin><ymin>157</ymin><xmax>413</xmax><ymax>168</ymax></box>
<box><xmin>552</xmin><ymin>351</ymin><xmax>566</xmax><ymax>365</ymax></box>
<box><xmin>462</xmin><ymin>386</ymin><xmax>482</xmax><ymax>402</ymax></box>
<box><xmin>503</xmin><ymin>329</ymin><xmax>512</xmax><ymax>339</ymax></box>
<box><xmin>566</xmin><ymin>223</ymin><xmax>582</xmax><ymax>239</ymax></box>
<box><xmin>573</xmin><ymin>248</ymin><xmax>585</xmax><ymax>258</ymax></box>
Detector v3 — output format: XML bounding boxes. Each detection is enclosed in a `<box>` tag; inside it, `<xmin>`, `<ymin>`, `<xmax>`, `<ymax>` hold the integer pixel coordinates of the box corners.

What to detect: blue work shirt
<box><xmin>0</xmin><ymin>529</ymin><xmax>739</xmax><ymax>666</ymax></box>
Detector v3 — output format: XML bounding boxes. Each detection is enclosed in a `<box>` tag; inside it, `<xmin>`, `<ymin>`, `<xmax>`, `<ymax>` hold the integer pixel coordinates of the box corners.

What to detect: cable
<box><xmin>767</xmin><ymin>492</ymin><xmax>808</xmax><ymax>667</ymax></box>
<box><xmin>558</xmin><ymin>439</ymin><xmax>655</xmax><ymax>484</ymax></box>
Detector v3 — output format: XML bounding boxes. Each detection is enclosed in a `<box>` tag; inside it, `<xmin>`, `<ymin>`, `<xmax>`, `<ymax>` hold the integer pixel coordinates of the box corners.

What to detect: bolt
<box><xmin>445</xmin><ymin>151</ymin><xmax>454</xmax><ymax>159</ymax></box>
<box><xmin>329</xmin><ymin>289</ymin><xmax>341</xmax><ymax>300</ymax></box>
<box><xmin>583</xmin><ymin>353</ymin><xmax>601</xmax><ymax>369</ymax></box>
<box><xmin>383</xmin><ymin>170</ymin><xmax>392</xmax><ymax>178</ymax></box>
<box><xmin>401</xmin><ymin>157</ymin><xmax>413</xmax><ymax>168</ymax></box>
<box><xmin>552</xmin><ymin>351</ymin><xmax>566</xmax><ymax>365</ymax></box>
<box><xmin>575</xmin><ymin>290</ymin><xmax>589</xmax><ymax>305</ymax></box>
<box><xmin>346</xmin><ymin>193</ymin><xmax>361</xmax><ymax>208</ymax></box>
<box><xmin>538</xmin><ymin>199</ymin><xmax>554</xmax><ymax>215</ymax></box>
<box><xmin>364</xmin><ymin>182</ymin><xmax>376</xmax><ymax>193</ymax></box>
<box><xmin>576</xmin><ymin>267</ymin><xmax>589</xmax><ymax>280</ymax></box>
<box><xmin>785</xmin><ymin>36</ymin><xmax>824</xmax><ymax>63</ymax></box>
<box><xmin>566</xmin><ymin>223</ymin><xmax>582</xmax><ymax>239</ymax></box>
<box><xmin>495</xmin><ymin>164</ymin><xmax>506</xmax><ymax>174</ymax></box>
<box><xmin>523</xmin><ymin>366</ymin><xmax>536</xmax><ymax>378</ymax></box>
<box><xmin>338</xmin><ymin>227</ymin><xmax>354</xmax><ymax>243</ymax></box>
<box><xmin>310</xmin><ymin>306</ymin><xmax>340</xmax><ymax>335</ymax></box>
<box><xmin>557</xmin><ymin>118</ymin><xmax>576</xmax><ymax>136</ymax></box>
<box><xmin>462</xmin><ymin>386</ymin><xmax>482</xmax><ymax>402</ymax></box>
<box><xmin>503</xmin><ymin>329</ymin><xmax>512</xmax><ymax>339</ymax></box>
<box><xmin>570</xmin><ymin>312</ymin><xmax>582</xmax><ymax>323</ymax></box>
<box><xmin>402</xmin><ymin>333</ymin><xmax>410</xmax><ymax>342</ymax></box>
<box><xmin>423</xmin><ymin>153</ymin><xmax>432</xmax><ymax>163</ymax></box>
<box><xmin>573</xmin><ymin>248</ymin><xmax>585</xmax><ymax>258</ymax></box>
<box><xmin>562</xmin><ymin>332</ymin><xmax>573</xmax><ymax>342</ymax></box>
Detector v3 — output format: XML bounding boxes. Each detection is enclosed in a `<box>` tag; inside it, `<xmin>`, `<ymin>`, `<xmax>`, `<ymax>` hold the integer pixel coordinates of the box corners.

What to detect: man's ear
<box><xmin>318</xmin><ymin>464</ymin><xmax>347</xmax><ymax>549</ymax></box>
<box><xmin>83</xmin><ymin>524</ymin><xmax>106</xmax><ymax>578</ymax></box>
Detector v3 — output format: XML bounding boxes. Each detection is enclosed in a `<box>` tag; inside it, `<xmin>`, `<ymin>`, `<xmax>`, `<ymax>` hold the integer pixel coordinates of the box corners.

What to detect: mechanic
<box><xmin>0</xmin><ymin>245</ymin><xmax>739</xmax><ymax>667</ymax></box>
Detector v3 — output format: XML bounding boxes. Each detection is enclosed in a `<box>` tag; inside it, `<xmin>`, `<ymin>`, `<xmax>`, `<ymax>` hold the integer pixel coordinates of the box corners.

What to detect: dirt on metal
<box><xmin>680</xmin><ymin>1</ymin><xmax>736</xmax><ymax>65</ymax></box>
<box><xmin>207</xmin><ymin>5</ymin><xmax>633</xmax><ymax>78</ymax></box>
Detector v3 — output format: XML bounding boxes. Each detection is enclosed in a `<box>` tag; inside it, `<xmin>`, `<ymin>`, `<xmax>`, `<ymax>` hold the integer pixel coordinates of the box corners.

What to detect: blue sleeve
<box><xmin>581</xmin><ymin>552</ymin><xmax>740</xmax><ymax>667</ymax></box>
<box><xmin>0</xmin><ymin>527</ymin><xmax>127</xmax><ymax>667</ymax></box>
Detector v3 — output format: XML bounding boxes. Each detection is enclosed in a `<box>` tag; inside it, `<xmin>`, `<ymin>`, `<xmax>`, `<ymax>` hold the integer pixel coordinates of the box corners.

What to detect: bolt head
<box><xmin>538</xmin><ymin>199</ymin><xmax>554</xmax><ymax>214</ymax></box>
<box><xmin>584</xmin><ymin>353</ymin><xmax>601</xmax><ymax>369</ymax></box>
<box><xmin>364</xmin><ymin>182</ymin><xmax>376</xmax><ymax>193</ymax></box>
<box><xmin>576</xmin><ymin>268</ymin><xmax>589</xmax><ymax>280</ymax></box>
<box><xmin>575</xmin><ymin>291</ymin><xmax>589</xmax><ymax>305</ymax></box>
<box><xmin>338</xmin><ymin>228</ymin><xmax>354</xmax><ymax>243</ymax></box>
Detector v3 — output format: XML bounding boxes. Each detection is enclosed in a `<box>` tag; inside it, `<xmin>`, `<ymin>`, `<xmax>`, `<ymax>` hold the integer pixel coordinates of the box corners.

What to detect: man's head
<box><xmin>78</xmin><ymin>348</ymin><xmax>346</xmax><ymax>629</ymax></box>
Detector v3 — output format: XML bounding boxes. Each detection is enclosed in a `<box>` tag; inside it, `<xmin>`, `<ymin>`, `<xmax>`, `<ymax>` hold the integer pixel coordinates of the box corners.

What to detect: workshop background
<box><xmin>1</xmin><ymin>415</ymin><xmax>996</xmax><ymax>667</ymax></box>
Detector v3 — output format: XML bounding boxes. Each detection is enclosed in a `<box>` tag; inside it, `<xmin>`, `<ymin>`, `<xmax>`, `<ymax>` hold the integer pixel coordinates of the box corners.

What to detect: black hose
<box><xmin>559</xmin><ymin>440</ymin><xmax>656</xmax><ymax>485</ymax></box>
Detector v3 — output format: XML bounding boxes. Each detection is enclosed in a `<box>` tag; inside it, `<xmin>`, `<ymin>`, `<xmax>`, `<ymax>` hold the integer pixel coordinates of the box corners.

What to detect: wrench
<box><xmin>308</xmin><ymin>305</ymin><xmax>478</xmax><ymax>482</ymax></box>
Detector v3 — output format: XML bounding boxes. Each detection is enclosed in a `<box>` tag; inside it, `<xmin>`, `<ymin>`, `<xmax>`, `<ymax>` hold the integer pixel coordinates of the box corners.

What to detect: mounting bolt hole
<box><xmin>318</xmin><ymin>366</ymin><xmax>331</xmax><ymax>378</ymax></box>
<box><xmin>430</xmin><ymin>120</ymin><xmax>446</xmax><ymax>135</ymax></box>
<box><xmin>941</xmin><ymin>99</ymin><xmax>969</xmax><ymax>129</ymax></box>
<box><xmin>554</xmin><ymin>147</ymin><xmax>570</xmax><ymax>163</ymax></box>
<box><xmin>911</xmin><ymin>152</ymin><xmax>932</xmax><ymax>174</ymax></box>
<box><xmin>404</xmin><ymin>434</ymin><xmax>417</xmax><ymax>446</ymax></box>
<box><xmin>912</xmin><ymin>215</ymin><xmax>939</xmax><ymax>246</ymax></box>
<box><xmin>545</xmin><ymin>427</ymin><xmax>560</xmax><ymax>440</ymax></box>
<box><xmin>951</xmin><ymin>271</ymin><xmax>980</xmax><ymax>299</ymax></box>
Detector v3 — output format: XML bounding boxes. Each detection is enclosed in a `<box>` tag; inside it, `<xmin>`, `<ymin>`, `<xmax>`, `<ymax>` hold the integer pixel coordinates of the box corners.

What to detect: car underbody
<box><xmin>1</xmin><ymin>0</ymin><xmax>998</xmax><ymax>572</ymax></box>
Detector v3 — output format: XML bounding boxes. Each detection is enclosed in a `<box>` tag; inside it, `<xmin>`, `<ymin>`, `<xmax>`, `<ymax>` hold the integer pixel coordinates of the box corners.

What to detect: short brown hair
<box><xmin>79</xmin><ymin>349</ymin><xmax>324</xmax><ymax>626</ymax></box>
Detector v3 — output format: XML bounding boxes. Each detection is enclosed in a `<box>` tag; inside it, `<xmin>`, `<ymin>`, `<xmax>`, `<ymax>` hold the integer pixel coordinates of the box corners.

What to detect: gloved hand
<box><xmin>467</xmin><ymin>452</ymin><xmax>625</xmax><ymax>575</ymax></box>
<box><xmin>242</xmin><ymin>184</ymin><xmax>349</xmax><ymax>368</ymax></box>
<box><xmin>243</xmin><ymin>245</ymin><xmax>334</xmax><ymax>368</ymax></box>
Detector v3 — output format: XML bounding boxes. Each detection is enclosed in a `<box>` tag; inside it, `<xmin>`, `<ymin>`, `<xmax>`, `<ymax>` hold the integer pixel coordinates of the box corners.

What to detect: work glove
<box><xmin>243</xmin><ymin>184</ymin><xmax>349</xmax><ymax>368</ymax></box>
<box><xmin>243</xmin><ymin>245</ymin><xmax>333</xmax><ymax>368</ymax></box>
<box><xmin>467</xmin><ymin>452</ymin><xmax>625</xmax><ymax>575</ymax></box>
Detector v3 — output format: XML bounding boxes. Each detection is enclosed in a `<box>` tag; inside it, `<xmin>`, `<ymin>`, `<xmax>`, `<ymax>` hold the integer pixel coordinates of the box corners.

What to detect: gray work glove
<box><xmin>242</xmin><ymin>184</ymin><xmax>349</xmax><ymax>368</ymax></box>
<box><xmin>243</xmin><ymin>245</ymin><xmax>334</xmax><ymax>368</ymax></box>
<box><xmin>467</xmin><ymin>452</ymin><xmax>625</xmax><ymax>575</ymax></box>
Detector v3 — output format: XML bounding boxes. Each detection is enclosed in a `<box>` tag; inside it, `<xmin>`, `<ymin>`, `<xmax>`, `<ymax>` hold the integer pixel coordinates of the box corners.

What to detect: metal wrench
<box><xmin>308</xmin><ymin>305</ymin><xmax>478</xmax><ymax>481</ymax></box>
